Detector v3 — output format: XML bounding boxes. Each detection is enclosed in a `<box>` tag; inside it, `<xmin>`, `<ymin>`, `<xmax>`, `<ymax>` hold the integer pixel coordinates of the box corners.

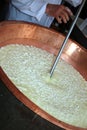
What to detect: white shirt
<box><xmin>7</xmin><ymin>0</ymin><xmax>82</xmax><ymax>27</ymax></box>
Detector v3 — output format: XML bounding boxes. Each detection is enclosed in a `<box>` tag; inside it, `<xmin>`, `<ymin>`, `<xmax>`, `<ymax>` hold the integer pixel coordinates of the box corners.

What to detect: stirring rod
<box><xmin>50</xmin><ymin>0</ymin><xmax>86</xmax><ymax>78</ymax></box>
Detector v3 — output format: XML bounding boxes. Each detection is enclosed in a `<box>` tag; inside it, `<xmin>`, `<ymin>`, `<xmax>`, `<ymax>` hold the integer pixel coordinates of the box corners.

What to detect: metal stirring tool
<box><xmin>50</xmin><ymin>0</ymin><xmax>86</xmax><ymax>78</ymax></box>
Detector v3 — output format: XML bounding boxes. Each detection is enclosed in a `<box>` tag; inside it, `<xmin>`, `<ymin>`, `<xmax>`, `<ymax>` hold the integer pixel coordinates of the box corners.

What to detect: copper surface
<box><xmin>0</xmin><ymin>21</ymin><xmax>87</xmax><ymax>130</ymax></box>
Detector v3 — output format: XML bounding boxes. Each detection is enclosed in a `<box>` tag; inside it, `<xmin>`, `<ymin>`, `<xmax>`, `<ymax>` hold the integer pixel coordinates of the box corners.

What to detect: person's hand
<box><xmin>46</xmin><ymin>4</ymin><xmax>73</xmax><ymax>24</ymax></box>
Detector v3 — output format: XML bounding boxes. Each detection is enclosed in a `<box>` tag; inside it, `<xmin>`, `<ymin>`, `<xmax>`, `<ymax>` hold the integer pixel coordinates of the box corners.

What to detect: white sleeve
<box><xmin>11</xmin><ymin>0</ymin><xmax>48</xmax><ymax>21</ymax></box>
<box><xmin>65</xmin><ymin>0</ymin><xmax>82</xmax><ymax>7</ymax></box>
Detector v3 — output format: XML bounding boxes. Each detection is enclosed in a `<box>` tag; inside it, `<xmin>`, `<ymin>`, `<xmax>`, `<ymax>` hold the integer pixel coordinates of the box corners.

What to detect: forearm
<box><xmin>46</xmin><ymin>4</ymin><xmax>58</xmax><ymax>17</ymax></box>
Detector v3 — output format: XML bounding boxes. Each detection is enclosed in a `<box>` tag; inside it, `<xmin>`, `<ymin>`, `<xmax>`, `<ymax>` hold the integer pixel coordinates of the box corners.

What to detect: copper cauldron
<box><xmin>0</xmin><ymin>21</ymin><xmax>87</xmax><ymax>130</ymax></box>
